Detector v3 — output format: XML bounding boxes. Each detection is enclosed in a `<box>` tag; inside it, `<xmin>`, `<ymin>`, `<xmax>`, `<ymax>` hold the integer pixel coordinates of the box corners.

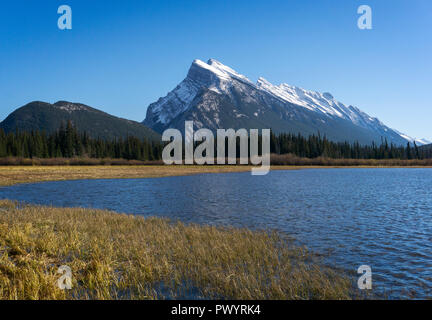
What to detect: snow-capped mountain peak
<box><xmin>207</xmin><ymin>59</ymin><xmax>253</xmax><ymax>84</ymax></box>
<box><xmin>148</xmin><ymin>59</ymin><xmax>255</xmax><ymax>126</ymax></box>
<box><xmin>187</xmin><ymin>59</ymin><xmax>254</xmax><ymax>88</ymax></box>
<box><xmin>144</xmin><ymin>59</ymin><xmax>427</xmax><ymax>146</ymax></box>
<box><xmin>190</xmin><ymin>59</ymin><xmax>232</xmax><ymax>82</ymax></box>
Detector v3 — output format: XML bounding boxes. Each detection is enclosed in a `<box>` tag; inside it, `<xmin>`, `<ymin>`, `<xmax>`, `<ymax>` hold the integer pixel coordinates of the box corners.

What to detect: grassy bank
<box><xmin>0</xmin><ymin>201</ymin><xmax>351</xmax><ymax>300</ymax></box>
<box><xmin>0</xmin><ymin>165</ymin><xmax>260</xmax><ymax>187</ymax></box>
<box><xmin>1</xmin><ymin>163</ymin><xmax>431</xmax><ymax>187</ymax></box>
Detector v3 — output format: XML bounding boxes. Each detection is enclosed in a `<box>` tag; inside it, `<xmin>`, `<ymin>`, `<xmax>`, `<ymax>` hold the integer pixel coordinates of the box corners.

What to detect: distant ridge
<box><xmin>1</xmin><ymin>101</ymin><xmax>160</xmax><ymax>141</ymax></box>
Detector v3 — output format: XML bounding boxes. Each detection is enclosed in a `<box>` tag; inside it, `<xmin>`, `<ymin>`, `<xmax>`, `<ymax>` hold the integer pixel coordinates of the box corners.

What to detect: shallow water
<box><xmin>1</xmin><ymin>168</ymin><xmax>431</xmax><ymax>298</ymax></box>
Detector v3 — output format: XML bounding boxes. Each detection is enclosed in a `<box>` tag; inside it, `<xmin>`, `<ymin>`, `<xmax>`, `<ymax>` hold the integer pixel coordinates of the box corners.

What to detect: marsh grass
<box><xmin>0</xmin><ymin>165</ymin><xmax>255</xmax><ymax>186</ymax></box>
<box><xmin>1</xmin><ymin>163</ymin><xmax>430</xmax><ymax>188</ymax></box>
<box><xmin>0</xmin><ymin>200</ymin><xmax>351</xmax><ymax>300</ymax></box>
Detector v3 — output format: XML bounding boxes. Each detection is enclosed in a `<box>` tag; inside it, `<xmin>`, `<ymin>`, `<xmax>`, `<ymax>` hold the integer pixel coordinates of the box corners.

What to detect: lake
<box><xmin>1</xmin><ymin>168</ymin><xmax>431</xmax><ymax>298</ymax></box>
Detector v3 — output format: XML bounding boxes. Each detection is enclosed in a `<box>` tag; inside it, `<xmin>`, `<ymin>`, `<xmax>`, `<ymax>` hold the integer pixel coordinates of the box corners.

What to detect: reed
<box><xmin>0</xmin><ymin>200</ymin><xmax>351</xmax><ymax>300</ymax></box>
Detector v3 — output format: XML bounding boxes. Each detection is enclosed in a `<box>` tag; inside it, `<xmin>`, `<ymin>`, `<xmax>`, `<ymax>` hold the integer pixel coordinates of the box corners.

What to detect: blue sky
<box><xmin>1</xmin><ymin>0</ymin><xmax>431</xmax><ymax>140</ymax></box>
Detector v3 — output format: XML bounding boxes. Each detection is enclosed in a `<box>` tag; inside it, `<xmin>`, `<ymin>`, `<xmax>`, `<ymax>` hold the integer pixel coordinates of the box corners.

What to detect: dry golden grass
<box><xmin>0</xmin><ymin>200</ymin><xmax>352</xmax><ymax>300</ymax></box>
<box><xmin>0</xmin><ymin>165</ymin><xmax>311</xmax><ymax>187</ymax></box>
<box><xmin>0</xmin><ymin>165</ymin><xmax>257</xmax><ymax>187</ymax></box>
<box><xmin>2</xmin><ymin>164</ymin><xmax>429</xmax><ymax>187</ymax></box>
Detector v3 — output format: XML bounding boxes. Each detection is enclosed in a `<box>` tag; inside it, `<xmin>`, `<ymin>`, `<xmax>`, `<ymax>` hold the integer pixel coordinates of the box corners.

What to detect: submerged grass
<box><xmin>0</xmin><ymin>200</ymin><xmax>351</xmax><ymax>300</ymax></box>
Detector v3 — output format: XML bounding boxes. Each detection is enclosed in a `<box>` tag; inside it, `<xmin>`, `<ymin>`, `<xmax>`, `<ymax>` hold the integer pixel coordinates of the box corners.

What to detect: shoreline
<box><xmin>1</xmin><ymin>165</ymin><xmax>432</xmax><ymax>187</ymax></box>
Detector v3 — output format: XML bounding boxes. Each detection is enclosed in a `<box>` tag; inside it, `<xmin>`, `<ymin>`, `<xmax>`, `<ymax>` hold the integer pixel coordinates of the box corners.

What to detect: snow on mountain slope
<box><xmin>144</xmin><ymin>59</ymin><xmax>426</xmax><ymax>145</ymax></box>
<box><xmin>207</xmin><ymin>58</ymin><xmax>254</xmax><ymax>85</ymax></box>
<box><xmin>395</xmin><ymin>131</ymin><xmax>431</xmax><ymax>146</ymax></box>
<box><xmin>416</xmin><ymin>138</ymin><xmax>432</xmax><ymax>145</ymax></box>
<box><xmin>257</xmin><ymin>78</ymin><xmax>344</xmax><ymax>117</ymax></box>
<box><xmin>255</xmin><ymin>77</ymin><xmax>413</xmax><ymax>142</ymax></box>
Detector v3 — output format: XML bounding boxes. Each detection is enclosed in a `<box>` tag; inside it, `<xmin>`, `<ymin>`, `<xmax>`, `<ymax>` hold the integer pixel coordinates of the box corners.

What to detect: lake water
<box><xmin>1</xmin><ymin>168</ymin><xmax>431</xmax><ymax>298</ymax></box>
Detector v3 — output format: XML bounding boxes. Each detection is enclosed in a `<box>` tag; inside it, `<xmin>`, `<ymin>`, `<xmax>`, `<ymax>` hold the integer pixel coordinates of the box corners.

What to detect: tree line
<box><xmin>0</xmin><ymin>122</ymin><xmax>430</xmax><ymax>160</ymax></box>
<box><xmin>0</xmin><ymin>121</ymin><xmax>163</xmax><ymax>160</ymax></box>
<box><xmin>269</xmin><ymin>132</ymin><xmax>431</xmax><ymax>160</ymax></box>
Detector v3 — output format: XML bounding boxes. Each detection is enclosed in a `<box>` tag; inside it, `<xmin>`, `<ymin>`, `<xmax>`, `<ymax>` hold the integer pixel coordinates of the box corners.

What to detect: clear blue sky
<box><xmin>1</xmin><ymin>0</ymin><xmax>431</xmax><ymax>140</ymax></box>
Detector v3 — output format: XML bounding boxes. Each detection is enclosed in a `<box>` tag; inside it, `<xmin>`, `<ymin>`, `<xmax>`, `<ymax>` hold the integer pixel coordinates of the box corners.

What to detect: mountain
<box><xmin>420</xmin><ymin>143</ymin><xmax>432</xmax><ymax>152</ymax></box>
<box><xmin>144</xmin><ymin>59</ymin><xmax>426</xmax><ymax>146</ymax></box>
<box><xmin>1</xmin><ymin>101</ymin><xmax>160</xmax><ymax>141</ymax></box>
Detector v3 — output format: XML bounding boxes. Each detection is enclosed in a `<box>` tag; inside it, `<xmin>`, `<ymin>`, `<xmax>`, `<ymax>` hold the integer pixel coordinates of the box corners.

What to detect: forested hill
<box><xmin>0</xmin><ymin>101</ymin><xmax>160</xmax><ymax>142</ymax></box>
<box><xmin>0</xmin><ymin>122</ymin><xmax>162</xmax><ymax>160</ymax></box>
